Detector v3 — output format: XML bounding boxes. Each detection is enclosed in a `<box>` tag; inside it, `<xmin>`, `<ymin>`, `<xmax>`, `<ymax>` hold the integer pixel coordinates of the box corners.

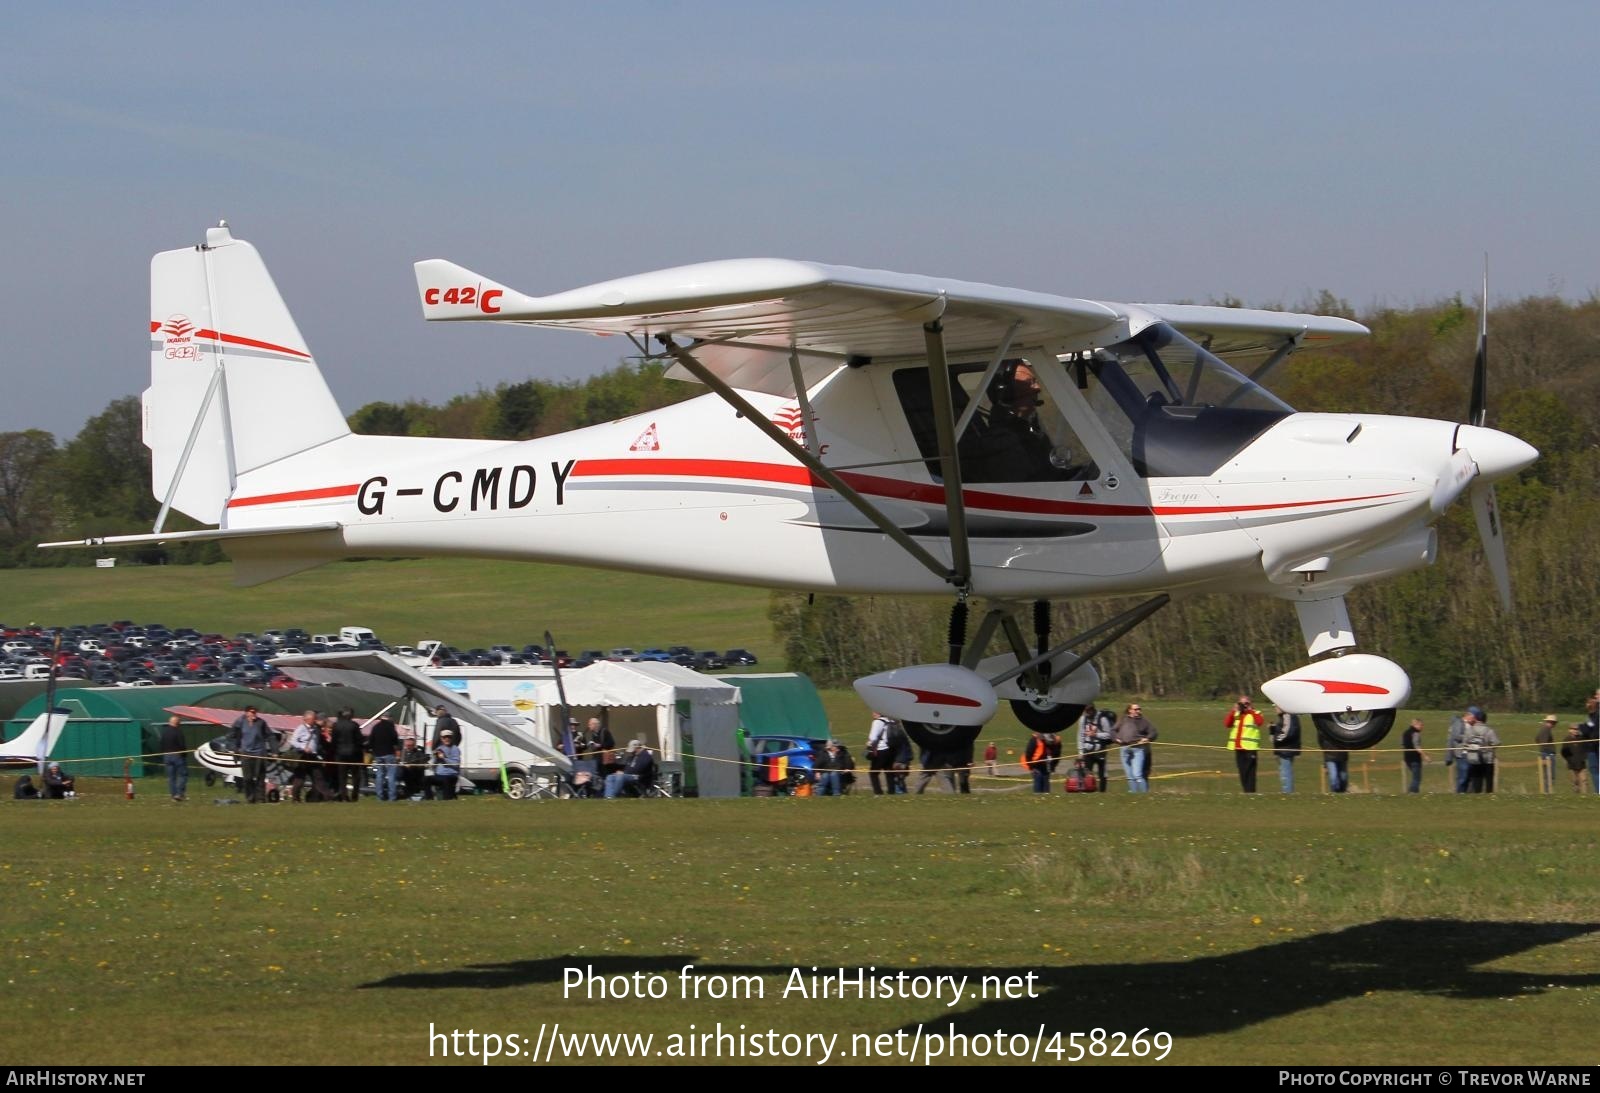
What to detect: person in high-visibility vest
<box><xmin>1024</xmin><ymin>730</ymin><xmax>1052</xmax><ymax>794</ymax></box>
<box><xmin>1225</xmin><ymin>695</ymin><xmax>1264</xmax><ymax>793</ymax></box>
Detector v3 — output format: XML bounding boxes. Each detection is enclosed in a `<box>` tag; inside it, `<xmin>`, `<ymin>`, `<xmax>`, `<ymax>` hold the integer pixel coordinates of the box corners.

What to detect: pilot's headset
<box><xmin>986</xmin><ymin>359</ymin><xmax>1032</xmax><ymax>410</ymax></box>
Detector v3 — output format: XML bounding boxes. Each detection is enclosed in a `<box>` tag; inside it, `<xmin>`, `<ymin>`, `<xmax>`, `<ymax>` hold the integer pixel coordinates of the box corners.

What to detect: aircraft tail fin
<box><xmin>145</xmin><ymin>223</ymin><xmax>350</xmax><ymax>525</ymax></box>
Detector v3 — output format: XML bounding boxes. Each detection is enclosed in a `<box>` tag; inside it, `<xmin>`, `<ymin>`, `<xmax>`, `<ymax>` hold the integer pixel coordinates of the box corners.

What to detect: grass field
<box><xmin>4</xmin><ymin>785</ymin><xmax>1596</xmax><ymax>1066</ymax></box>
<box><xmin>5</xmin><ymin>561</ymin><xmax>1596</xmax><ymax>1066</ymax></box>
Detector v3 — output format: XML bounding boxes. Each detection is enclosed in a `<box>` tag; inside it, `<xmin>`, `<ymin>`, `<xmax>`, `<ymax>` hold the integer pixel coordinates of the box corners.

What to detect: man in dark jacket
<box><xmin>814</xmin><ymin>740</ymin><xmax>855</xmax><ymax>796</ymax></box>
<box><xmin>159</xmin><ymin>714</ymin><xmax>188</xmax><ymax>801</ymax></box>
<box><xmin>42</xmin><ymin>762</ymin><xmax>75</xmax><ymax>799</ymax></box>
<box><xmin>1583</xmin><ymin>693</ymin><xmax>1599</xmax><ymax>796</ymax></box>
<box><xmin>228</xmin><ymin>706</ymin><xmax>276</xmax><ymax>804</ymax></box>
<box><xmin>369</xmin><ymin>717</ymin><xmax>401</xmax><ymax>802</ymax></box>
<box><xmin>330</xmin><ymin>709</ymin><xmax>364</xmax><ymax>802</ymax></box>
<box><xmin>603</xmin><ymin>739</ymin><xmax>658</xmax><ymax>798</ymax></box>
<box><xmin>430</xmin><ymin>706</ymin><xmax>460</xmax><ymax>750</ymax></box>
<box><xmin>1402</xmin><ymin>718</ymin><xmax>1427</xmax><ymax>794</ymax></box>
<box><xmin>1270</xmin><ymin>704</ymin><xmax>1302</xmax><ymax>794</ymax></box>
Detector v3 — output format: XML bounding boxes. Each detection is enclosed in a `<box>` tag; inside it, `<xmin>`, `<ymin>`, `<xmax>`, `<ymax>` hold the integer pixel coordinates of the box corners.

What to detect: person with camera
<box><xmin>428</xmin><ymin>728</ymin><xmax>462</xmax><ymax>800</ymax></box>
<box><xmin>1079</xmin><ymin>703</ymin><xmax>1115</xmax><ymax>793</ymax></box>
<box><xmin>1225</xmin><ymin>695</ymin><xmax>1264</xmax><ymax>793</ymax></box>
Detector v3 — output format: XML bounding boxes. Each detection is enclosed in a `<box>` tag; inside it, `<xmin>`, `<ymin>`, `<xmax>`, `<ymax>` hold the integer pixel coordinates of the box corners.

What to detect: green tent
<box><xmin>3</xmin><ymin>684</ymin><xmax>391</xmax><ymax>779</ymax></box>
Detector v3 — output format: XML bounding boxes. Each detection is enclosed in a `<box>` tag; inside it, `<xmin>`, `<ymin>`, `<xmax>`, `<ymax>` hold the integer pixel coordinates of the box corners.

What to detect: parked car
<box><xmin>724</xmin><ymin>648</ymin><xmax>759</xmax><ymax>666</ymax></box>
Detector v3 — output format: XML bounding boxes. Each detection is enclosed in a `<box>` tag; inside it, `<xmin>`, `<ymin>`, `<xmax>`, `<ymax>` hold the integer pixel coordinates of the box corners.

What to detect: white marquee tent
<box><xmin>530</xmin><ymin>662</ymin><xmax>743</xmax><ymax>797</ymax></box>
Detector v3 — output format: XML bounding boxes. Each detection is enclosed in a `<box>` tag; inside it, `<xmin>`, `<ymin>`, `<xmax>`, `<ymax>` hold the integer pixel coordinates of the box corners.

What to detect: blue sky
<box><xmin>3</xmin><ymin>2</ymin><xmax>1595</xmax><ymax>439</ymax></box>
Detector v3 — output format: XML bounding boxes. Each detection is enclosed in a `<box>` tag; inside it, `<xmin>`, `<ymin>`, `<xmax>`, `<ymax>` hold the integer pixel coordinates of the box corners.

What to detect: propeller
<box><xmin>1461</xmin><ymin>261</ymin><xmax>1514</xmax><ymax>611</ymax></box>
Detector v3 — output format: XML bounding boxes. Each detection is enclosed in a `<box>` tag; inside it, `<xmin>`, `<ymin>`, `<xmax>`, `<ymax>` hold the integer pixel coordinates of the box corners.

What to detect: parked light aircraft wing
<box><xmin>267</xmin><ymin>651</ymin><xmax>571</xmax><ymax>769</ymax></box>
<box><xmin>166</xmin><ymin>705</ymin><xmax>304</xmax><ymax>734</ymax></box>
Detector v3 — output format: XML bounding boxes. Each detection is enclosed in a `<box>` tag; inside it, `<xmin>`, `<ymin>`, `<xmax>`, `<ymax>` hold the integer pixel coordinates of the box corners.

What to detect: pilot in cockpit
<box><xmin>961</xmin><ymin>359</ymin><xmax>1094</xmax><ymax>482</ymax></box>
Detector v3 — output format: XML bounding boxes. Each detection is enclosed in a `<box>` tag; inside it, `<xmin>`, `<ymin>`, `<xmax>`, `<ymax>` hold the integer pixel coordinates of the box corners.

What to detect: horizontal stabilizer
<box><xmin>39</xmin><ymin>523</ymin><xmax>344</xmax><ymax>588</ymax></box>
<box><xmin>40</xmin><ymin>522</ymin><xmax>340</xmax><ymax>551</ymax></box>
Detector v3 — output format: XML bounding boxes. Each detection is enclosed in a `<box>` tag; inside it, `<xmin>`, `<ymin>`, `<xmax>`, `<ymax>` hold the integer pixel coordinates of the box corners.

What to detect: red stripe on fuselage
<box><xmin>226</xmin><ymin>484</ymin><xmax>358</xmax><ymax>509</ymax></box>
<box><xmin>221</xmin><ymin>460</ymin><xmax>1407</xmax><ymax>518</ymax></box>
<box><xmin>570</xmin><ymin>458</ymin><xmax>1406</xmax><ymax>517</ymax></box>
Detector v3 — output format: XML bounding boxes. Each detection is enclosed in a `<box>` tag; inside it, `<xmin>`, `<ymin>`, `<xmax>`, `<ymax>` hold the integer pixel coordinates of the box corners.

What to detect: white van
<box><xmin>424</xmin><ymin>665</ymin><xmax>559</xmax><ymax>792</ymax></box>
<box><xmin>341</xmin><ymin>626</ymin><xmax>378</xmax><ymax>645</ymax></box>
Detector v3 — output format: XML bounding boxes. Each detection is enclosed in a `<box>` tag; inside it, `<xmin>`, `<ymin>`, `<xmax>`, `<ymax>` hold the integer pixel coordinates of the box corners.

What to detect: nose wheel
<box><xmin>1312</xmin><ymin>708</ymin><xmax>1397</xmax><ymax>750</ymax></box>
<box><xmin>1010</xmin><ymin>696</ymin><xmax>1087</xmax><ymax>733</ymax></box>
<box><xmin>904</xmin><ymin>721</ymin><xmax>983</xmax><ymax>751</ymax></box>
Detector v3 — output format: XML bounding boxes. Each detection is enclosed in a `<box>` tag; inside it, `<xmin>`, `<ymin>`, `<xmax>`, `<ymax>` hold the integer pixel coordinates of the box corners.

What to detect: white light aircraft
<box><xmin>48</xmin><ymin>224</ymin><xmax>1537</xmax><ymax>751</ymax></box>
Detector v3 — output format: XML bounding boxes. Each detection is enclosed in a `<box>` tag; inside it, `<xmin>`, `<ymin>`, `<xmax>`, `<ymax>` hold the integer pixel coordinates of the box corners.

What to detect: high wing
<box><xmin>414</xmin><ymin>257</ymin><xmax>1367</xmax><ymax>393</ymax></box>
<box><xmin>1136</xmin><ymin>303</ymin><xmax>1367</xmax><ymax>368</ymax></box>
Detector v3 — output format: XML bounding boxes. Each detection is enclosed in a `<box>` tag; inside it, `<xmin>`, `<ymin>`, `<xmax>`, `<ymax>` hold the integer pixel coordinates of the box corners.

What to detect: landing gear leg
<box><xmin>994</xmin><ymin>595</ymin><xmax>1169</xmax><ymax>732</ymax></box>
<box><xmin>904</xmin><ymin>598</ymin><xmax>985</xmax><ymax>752</ymax></box>
<box><xmin>1271</xmin><ymin>594</ymin><xmax>1403</xmax><ymax>750</ymax></box>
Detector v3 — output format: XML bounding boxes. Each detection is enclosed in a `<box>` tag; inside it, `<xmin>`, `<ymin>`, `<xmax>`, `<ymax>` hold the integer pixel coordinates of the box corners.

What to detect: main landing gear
<box><xmin>856</xmin><ymin>593</ymin><xmax>1171</xmax><ymax>751</ymax></box>
<box><xmin>857</xmin><ymin>588</ymin><xmax>1409</xmax><ymax>751</ymax></box>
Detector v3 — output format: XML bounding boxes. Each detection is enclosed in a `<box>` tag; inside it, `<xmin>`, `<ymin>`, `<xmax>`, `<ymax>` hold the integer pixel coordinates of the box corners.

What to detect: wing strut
<box><xmin>786</xmin><ymin>346</ymin><xmax>819</xmax><ymax>456</ymax></box>
<box><xmin>921</xmin><ymin>320</ymin><xmax>972</xmax><ymax>591</ymax></box>
<box><xmin>954</xmin><ymin>319</ymin><xmax>1021</xmax><ymax>440</ymax></box>
<box><xmin>1222</xmin><ymin>331</ymin><xmax>1305</xmax><ymax>407</ymax></box>
<box><xmin>657</xmin><ymin>337</ymin><xmax>961</xmax><ymax>587</ymax></box>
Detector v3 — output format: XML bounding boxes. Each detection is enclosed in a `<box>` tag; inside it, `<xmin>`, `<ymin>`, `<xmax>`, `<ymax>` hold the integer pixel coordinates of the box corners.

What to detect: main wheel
<box><xmin>506</xmin><ymin>771</ymin><xmax>529</xmax><ymax>800</ymax></box>
<box><xmin>904</xmin><ymin>721</ymin><xmax>983</xmax><ymax>751</ymax></box>
<box><xmin>1312</xmin><ymin>708</ymin><xmax>1397</xmax><ymax>750</ymax></box>
<box><xmin>1009</xmin><ymin>698</ymin><xmax>1086</xmax><ymax>733</ymax></box>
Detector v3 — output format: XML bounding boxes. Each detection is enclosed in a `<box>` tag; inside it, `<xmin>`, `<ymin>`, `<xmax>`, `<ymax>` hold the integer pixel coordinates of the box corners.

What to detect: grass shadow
<box><xmin>361</xmin><ymin>919</ymin><xmax>1600</xmax><ymax>1036</ymax></box>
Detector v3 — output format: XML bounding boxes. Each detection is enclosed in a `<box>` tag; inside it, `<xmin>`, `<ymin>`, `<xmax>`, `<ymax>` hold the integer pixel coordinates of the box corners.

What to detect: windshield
<box><xmin>1075</xmin><ymin>323</ymin><xmax>1292</xmax><ymax>478</ymax></box>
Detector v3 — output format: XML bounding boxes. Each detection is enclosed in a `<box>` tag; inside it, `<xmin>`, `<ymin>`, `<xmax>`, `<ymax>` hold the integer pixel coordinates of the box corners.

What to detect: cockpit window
<box><xmin>894</xmin><ymin>361</ymin><xmax>1099</xmax><ymax>484</ymax></box>
<box><xmin>1072</xmin><ymin>323</ymin><xmax>1292</xmax><ymax>478</ymax></box>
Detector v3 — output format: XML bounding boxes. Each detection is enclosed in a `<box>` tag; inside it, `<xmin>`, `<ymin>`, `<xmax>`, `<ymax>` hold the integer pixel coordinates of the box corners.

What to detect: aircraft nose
<box><xmin>1456</xmin><ymin>425</ymin><xmax>1539</xmax><ymax>482</ymax></box>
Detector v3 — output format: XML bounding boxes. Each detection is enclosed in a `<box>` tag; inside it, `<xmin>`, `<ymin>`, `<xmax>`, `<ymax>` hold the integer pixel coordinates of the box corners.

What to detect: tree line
<box><xmin>5</xmin><ymin>296</ymin><xmax>1595</xmax><ymax>708</ymax></box>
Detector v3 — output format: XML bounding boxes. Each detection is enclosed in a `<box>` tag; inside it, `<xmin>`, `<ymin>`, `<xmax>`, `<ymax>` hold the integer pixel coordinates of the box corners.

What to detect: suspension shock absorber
<box><xmin>1031</xmin><ymin>600</ymin><xmax>1052</xmax><ymax>692</ymax></box>
<box><xmin>947</xmin><ymin>598</ymin><xmax>969</xmax><ymax>666</ymax></box>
